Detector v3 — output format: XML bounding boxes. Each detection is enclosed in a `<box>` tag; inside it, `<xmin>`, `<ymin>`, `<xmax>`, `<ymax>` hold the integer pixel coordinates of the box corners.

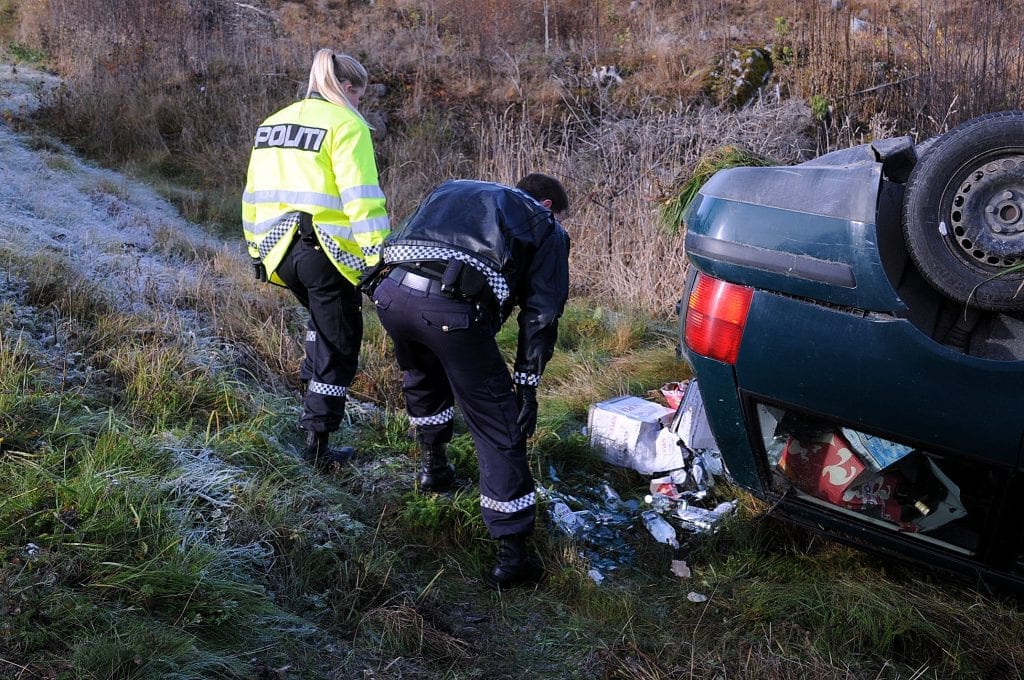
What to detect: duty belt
<box><xmin>388</xmin><ymin>265</ymin><xmax>446</xmax><ymax>296</ymax></box>
<box><xmin>382</xmin><ymin>245</ymin><xmax>509</xmax><ymax>304</ymax></box>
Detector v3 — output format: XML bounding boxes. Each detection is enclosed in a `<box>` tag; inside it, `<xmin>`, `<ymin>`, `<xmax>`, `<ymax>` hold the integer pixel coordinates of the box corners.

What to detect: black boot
<box><xmin>486</xmin><ymin>535</ymin><xmax>544</xmax><ymax>589</ymax></box>
<box><xmin>418</xmin><ymin>442</ymin><xmax>456</xmax><ymax>492</ymax></box>
<box><xmin>303</xmin><ymin>431</ymin><xmax>355</xmax><ymax>471</ymax></box>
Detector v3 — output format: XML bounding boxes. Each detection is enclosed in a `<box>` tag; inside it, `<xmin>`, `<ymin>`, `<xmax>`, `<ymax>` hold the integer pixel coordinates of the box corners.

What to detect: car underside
<box><xmin>677</xmin><ymin>111</ymin><xmax>1024</xmax><ymax>593</ymax></box>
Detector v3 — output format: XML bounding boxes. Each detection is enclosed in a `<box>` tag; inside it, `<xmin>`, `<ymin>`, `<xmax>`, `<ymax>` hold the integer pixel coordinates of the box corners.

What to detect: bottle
<box><xmin>675</xmin><ymin>505</ymin><xmax>715</xmax><ymax>531</ymax></box>
<box><xmin>641</xmin><ymin>510</ymin><xmax>679</xmax><ymax>548</ymax></box>
<box><xmin>549</xmin><ymin>500</ymin><xmax>586</xmax><ymax>538</ymax></box>
<box><xmin>599</xmin><ymin>483</ymin><xmax>622</xmax><ymax>509</ymax></box>
<box><xmin>644</xmin><ymin>493</ymin><xmax>673</xmax><ymax>512</ymax></box>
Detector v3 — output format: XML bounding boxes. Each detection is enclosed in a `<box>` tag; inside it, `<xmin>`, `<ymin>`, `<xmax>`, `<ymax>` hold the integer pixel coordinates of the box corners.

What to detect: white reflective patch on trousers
<box><xmin>481</xmin><ymin>491</ymin><xmax>536</xmax><ymax>514</ymax></box>
<box><xmin>308</xmin><ymin>381</ymin><xmax>348</xmax><ymax>397</ymax></box>
<box><xmin>408</xmin><ymin>407</ymin><xmax>454</xmax><ymax>426</ymax></box>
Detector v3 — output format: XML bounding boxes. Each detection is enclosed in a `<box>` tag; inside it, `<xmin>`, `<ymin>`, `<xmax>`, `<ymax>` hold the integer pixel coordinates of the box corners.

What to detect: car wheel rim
<box><xmin>948</xmin><ymin>153</ymin><xmax>1024</xmax><ymax>267</ymax></box>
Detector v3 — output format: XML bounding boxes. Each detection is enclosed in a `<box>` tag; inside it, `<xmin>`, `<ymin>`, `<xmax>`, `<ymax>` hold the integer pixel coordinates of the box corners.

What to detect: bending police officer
<box><xmin>365</xmin><ymin>174</ymin><xmax>569</xmax><ymax>588</ymax></box>
<box><xmin>242</xmin><ymin>49</ymin><xmax>389</xmax><ymax>470</ymax></box>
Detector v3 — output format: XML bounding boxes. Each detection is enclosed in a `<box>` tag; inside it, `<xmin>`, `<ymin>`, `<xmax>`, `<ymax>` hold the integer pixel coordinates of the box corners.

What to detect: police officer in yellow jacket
<box><xmin>242</xmin><ymin>49</ymin><xmax>389</xmax><ymax>469</ymax></box>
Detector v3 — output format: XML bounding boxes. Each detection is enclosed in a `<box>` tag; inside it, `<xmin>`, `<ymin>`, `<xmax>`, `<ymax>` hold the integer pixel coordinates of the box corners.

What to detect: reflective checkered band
<box><xmin>308</xmin><ymin>381</ymin><xmax>348</xmax><ymax>397</ymax></box>
<box><xmin>383</xmin><ymin>245</ymin><xmax>509</xmax><ymax>303</ymax></box>
<box><xmin>408</xmin><ymin>407</ymin><xmax>454</xmax><ymax>426</ymax></box>
<box><xmin>315</xmin><ymin>225</ymin><xmax>368</xmax><ymax>272</ymax></box>
<box><xmin>258</xmin><ymin>213</ymin><xmax>299</xmax><ymax>259</ymax></box>
<box><xmin>363</xmin><ymin>243</ymin><xmax>381</xmax><ymax>258</ymax></box>
<box><xmin>513</xmin><ymin>371</ymin><xmax>540</xmax><ymax>387</ymax></box>
<box><xmin>305</xmin><ymin>330</ymin><xmax>316</xmax><ymax>342</ymax></box>
<box><xmin>480</xmin><ymin>491</ymin><xmax>536</xmax><ymax>514</ymax></box>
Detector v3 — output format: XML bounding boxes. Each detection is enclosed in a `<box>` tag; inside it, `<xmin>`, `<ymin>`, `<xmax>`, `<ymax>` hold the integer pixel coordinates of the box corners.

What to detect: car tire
<box><xmin>903</xmin><ymin>110</ymin><xmax>1024</xmax><ymax>312</ymax></box>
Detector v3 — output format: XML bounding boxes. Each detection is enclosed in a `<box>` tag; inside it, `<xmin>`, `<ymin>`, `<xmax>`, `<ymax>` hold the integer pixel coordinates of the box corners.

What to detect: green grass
<box><xmin>660</xmin><ymin>145</ymin><xmax>773</xmax><ymax>234</ymax></box>
<box><xmin>6</xmin><ymin>41</ymin><xmax>45</xmax><ymax>63</ymax></box>
<box><xmin>3</xmin><ymin>244</ymin><xmax>1023</xmax><ymax>678</ymax></box>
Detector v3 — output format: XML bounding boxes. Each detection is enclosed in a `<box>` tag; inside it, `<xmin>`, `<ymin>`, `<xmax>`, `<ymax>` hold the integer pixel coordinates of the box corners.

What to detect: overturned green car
<box><xmin>677</xmin><ymin>111</ymin><xmax>1024</xmax><ymax>592</ymax></box>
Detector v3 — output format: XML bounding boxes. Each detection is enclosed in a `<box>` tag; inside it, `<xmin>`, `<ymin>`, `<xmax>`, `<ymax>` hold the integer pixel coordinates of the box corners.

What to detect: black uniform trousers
<box><xmin>275</xmin><ymin>235</ymin><xmax>362</xmax><ymax>434</ymax></box>
<box><xmin>371</xmin><ymin>274</ymin><xmax>536</xmax><ymax>538</ymax></box>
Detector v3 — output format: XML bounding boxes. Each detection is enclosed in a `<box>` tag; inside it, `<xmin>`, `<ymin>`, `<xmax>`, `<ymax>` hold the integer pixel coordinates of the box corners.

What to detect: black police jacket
<box><xmin>381</xmin><ymin>179</ymin><xmax>570</xmax><ymax>386</ymax></box>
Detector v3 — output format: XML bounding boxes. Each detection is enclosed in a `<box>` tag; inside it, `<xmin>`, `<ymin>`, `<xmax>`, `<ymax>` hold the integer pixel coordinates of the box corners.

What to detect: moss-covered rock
<box><xmin>704</xmin><ymin>46</ymin><xmax>774</xmax><ymax>109</ymax></box>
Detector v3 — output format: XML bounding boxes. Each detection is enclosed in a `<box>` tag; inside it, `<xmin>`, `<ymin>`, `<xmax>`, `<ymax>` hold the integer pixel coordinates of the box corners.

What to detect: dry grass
<box><xmin>789</xmin><ymin>0</ymin><xmax>1024</xmax><ymax>141</ymax></box>
<box><xmin>15</xmin><ymin>0</ymin><xmax>1024</xmax><ymax>315</ymax></box>
<box><xmin>534</xmin><ymin>117</ymin><xmax>802</xmax><ymax>313</ymax></box>
<box><xmin>173</xmin><ymin>252</ymin><xmax>306</xmax><ymax>389</ymax></box>
<box><xmin>358</xmin><ymin>603</ymin><xmax>472</xmax><ymax>660</ymax></box>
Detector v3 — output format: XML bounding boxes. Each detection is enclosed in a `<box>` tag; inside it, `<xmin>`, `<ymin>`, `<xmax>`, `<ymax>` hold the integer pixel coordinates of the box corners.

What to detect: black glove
<box><xmin>515</xmin><ymin>384</ymin><xmax>538</xmax><ymax>438</ymax></box>
<box><xmin>356</xmin><ymin>261</ymin><xmax>387</xmax><ymax>298</ymax></box>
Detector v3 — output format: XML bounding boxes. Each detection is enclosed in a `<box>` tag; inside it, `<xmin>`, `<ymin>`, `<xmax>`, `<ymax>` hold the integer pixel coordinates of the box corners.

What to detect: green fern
<box><xmin>660</xmin><ymin>145</ymin><xmax>772</xmax><ymax>235</ymax></box>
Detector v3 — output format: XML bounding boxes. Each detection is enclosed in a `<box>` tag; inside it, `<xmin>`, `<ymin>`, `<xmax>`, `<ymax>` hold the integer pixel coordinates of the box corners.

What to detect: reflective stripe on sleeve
<box><xmin>314</xmin><ymin>215</ymin><xmax>390</xmax><ymax>244</ymax></box>
<box><xmin>340</xmin><ymin>185</ymin><xmax>386</xmax><ymax>204</ymax></box>
<box><xmin>349</xmin><ymin>215</ymin><xmax>391</xmax><ymax>235</ymax></box>
<box><xmin>513</xmin><ymin>372</ymin><xmax>540</xmax><ymax>387</ymax></box>
<box><xmin>243</xmin><ymin>189</ymin><xmax>343</xmax><ymax>211</ymax></box>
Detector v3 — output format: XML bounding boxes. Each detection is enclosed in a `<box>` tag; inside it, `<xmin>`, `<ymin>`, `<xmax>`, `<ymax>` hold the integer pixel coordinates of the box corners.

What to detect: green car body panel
<box><xmin>677</xmin><ymin>140</ymin><xmax>1024</xmax><ymax>590</ymax></box>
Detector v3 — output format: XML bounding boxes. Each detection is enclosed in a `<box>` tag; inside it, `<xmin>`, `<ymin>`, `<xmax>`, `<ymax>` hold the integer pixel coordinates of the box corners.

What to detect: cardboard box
<box><xmin>778</xmin><ymin>431</ymin><xmax>866</xmax><ymax>505</ymax></box>
<box><xmin>841</xmin><ymin>428</ymin><xmax>914</xmax><ymax>471</ymax></box>
<box><xmin>587</xmin><ymin>396</ymin><xmax>680</xmax><ymax>474</ymax></box>
<box><xmin>668</xmin><ymin>380</ymin><xmax>718</xmax><ymax>451</ymax></box>
<box><xmin>779</xmin><ymin>430</ymin><xmax>967</xmax><ymax>532</ymax></box>
<box><xmin>840</xmin><ymin>470</ymin><xmax>904</xmax><ymax>522</ymax></box>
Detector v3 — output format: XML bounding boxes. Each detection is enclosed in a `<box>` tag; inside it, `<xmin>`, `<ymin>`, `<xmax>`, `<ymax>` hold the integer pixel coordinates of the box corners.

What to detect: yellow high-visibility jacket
<box><xmin>242</xmin><ymin>95</ymin><xmax>389</xmax><ymax>286</ymax></box>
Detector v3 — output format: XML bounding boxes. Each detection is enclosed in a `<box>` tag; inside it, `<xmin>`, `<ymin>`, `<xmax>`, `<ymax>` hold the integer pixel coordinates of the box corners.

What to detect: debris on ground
<box><xmin>670</xmin><ymin>559</ymin><xmax>692</xmax><ymax>578</ymax></box>
<box><xmin>545</xmin><ymin>379</ymin><xmax>736</xmax><ymax>582</ymax></box>
<box><xmin>586</xmin><ymin>395</ymin><xmax>679</xmax><ymax>473</ymax></box>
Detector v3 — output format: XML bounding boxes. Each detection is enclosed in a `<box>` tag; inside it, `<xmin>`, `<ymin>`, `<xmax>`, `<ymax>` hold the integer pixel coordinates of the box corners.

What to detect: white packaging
<box><xmin>668</xmin><ymin>380</ymin><xmax>719</xmax><ymax>452</ymax></box>
<box><xmin>587</xmin><ymin>396</ymin><xmax>680</xmax><ymax>474</ymax></box>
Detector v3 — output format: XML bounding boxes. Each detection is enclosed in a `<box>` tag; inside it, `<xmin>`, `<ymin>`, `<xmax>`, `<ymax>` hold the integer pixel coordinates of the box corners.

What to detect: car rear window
<box><xmin>755</xmin><ymin>403</ymin><xmax>1002</xmax><ymax>557</ymax></box>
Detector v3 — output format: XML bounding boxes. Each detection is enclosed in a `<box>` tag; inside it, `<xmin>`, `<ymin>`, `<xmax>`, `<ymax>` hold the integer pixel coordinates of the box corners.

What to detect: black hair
<box><xmin>516</xmin><ymin>173</ymin><xmax>569</xmax><ymax>214</ymax></box>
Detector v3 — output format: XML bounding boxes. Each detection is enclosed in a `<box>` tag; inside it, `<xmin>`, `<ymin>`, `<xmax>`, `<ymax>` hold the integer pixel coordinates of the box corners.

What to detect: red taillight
<box><xmin>684</xmin><ymin>272</ymin><xmax>753</xmax><ymax>365</ymax></box>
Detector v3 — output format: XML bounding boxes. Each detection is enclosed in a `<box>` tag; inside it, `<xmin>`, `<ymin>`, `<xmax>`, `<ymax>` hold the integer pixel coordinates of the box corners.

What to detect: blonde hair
<box><xmin>306</xmin><ymin>48</ymin><xmax>372</xmax><ymax>126</ymax></box>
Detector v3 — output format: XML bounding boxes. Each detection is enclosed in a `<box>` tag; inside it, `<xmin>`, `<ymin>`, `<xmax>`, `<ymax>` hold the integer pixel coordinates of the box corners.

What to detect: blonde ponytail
<box><xmin>306</xmin><ymin>48</ymin><xmax>373</xmax><ymax>127</ymax></box>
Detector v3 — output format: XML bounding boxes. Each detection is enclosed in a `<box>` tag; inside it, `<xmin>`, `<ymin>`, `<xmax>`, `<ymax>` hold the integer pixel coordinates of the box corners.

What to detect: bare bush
<box><xmin>13</xmin><ymin>0</ymin><xmax>1024</xmax><ymax>318</ymax></box>
<box><xmin>791</xmin><ymin>0</ymin><xmax>1024</xmax><ymax>141</ymax></box>
<box><xmin>473</xmin><ymin>98</ymin><xmax>815</xmax><ymax>318</ymax></box>
<box><xmin>899</xmin><ymin>0</ymin><xmax>1024</xmax><ymax>134</ymax></box>
<box><xmin>24</xmin><ymin>0</ymin><xmax>306</xmax><ymax>186</ymax></box>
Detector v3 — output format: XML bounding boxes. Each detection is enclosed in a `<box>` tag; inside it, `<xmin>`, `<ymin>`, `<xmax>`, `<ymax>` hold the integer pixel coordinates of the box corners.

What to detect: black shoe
<box><xmin>418</xmin><ymin>442</ymin><xmax>456</xmax><ymax>492</ymax></box>
<box><xmin>486</xmin><ymin>535</ymin><xmax>544</xmax><ymax>589</ymax></box>
<box><xmin>303</xmin><ymin>431</ymin><xmax>355</xmax><ymax>471</ymax></box>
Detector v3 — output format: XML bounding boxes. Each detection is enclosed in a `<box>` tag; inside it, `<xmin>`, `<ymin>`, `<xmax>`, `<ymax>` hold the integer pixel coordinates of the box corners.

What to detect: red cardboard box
<box><xmin>778</xmin><ymin>429</ymin><xmax>968</xmax><ymax>532</ymax></box>
<box><xmin>659</xmin><ymin>382</ymin><xmax>688</xmax><ymax>409</ymax></box>
<box><xmin>779</xmin><ymin>431</ymin><xmax>866</xmax><ymax>505</ymax></box>
<box><xmin>841</xmin><ymin>471</ymin><xmax>904</xmax><ymax>522</ymax></box>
